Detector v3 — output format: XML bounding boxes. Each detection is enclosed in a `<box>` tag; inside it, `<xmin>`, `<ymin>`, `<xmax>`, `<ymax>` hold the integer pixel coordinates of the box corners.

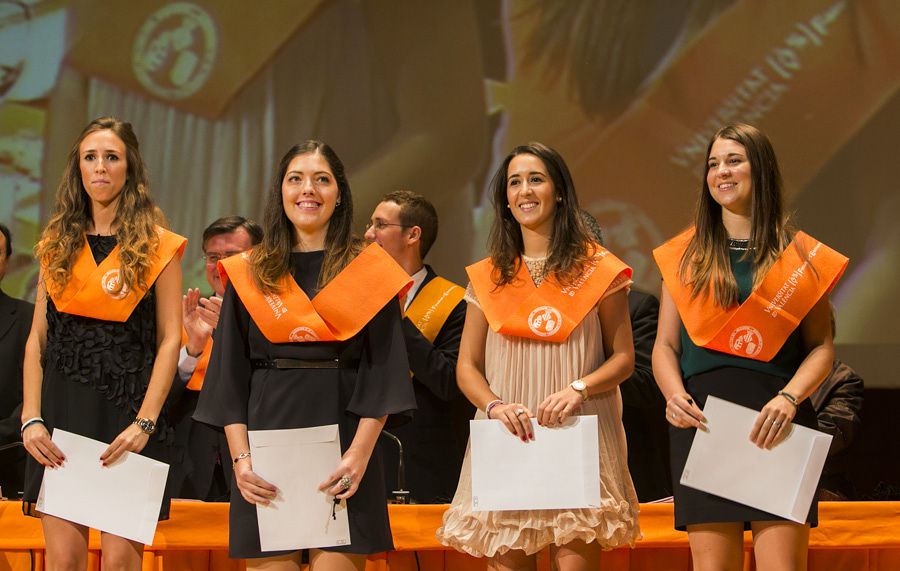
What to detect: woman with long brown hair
<box><xmin>652</xmin><ymin>123</ymin><xmax>846</xmax><ymax>570</ymax></box>
<box><xmin>194</xmin><ymin>140</ymin><xmax>415</xmax><ymax>570</ymax></box>
<box><xmin>437</xmin><ymin>142</ymin><xmax>640</xmax><ymax>570</ymax></box>
<box><xmin>21</xmin><ymin>116</ymin><xmax>185</xmax><ymax>570</ymax></box>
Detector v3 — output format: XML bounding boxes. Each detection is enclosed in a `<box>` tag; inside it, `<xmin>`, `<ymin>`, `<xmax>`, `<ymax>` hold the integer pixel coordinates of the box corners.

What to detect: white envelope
<box><xmin>680</xmin><ymin>395</ymin><xmax>832</xmax><ymax>523</ymax></box>
<box><xmin>35</xmin><ymin>429</ymin><xmax>169</xmax><ymax>545</ymax></box>
<box><xmin>249</xmin><ymin>425</ymin><xmax>350</xmax><ymax>551</ymax></box>
<box><xmin>470</xmin><ymin>416</ymin><xmax>601</xmax><ymax>511</ymax></box>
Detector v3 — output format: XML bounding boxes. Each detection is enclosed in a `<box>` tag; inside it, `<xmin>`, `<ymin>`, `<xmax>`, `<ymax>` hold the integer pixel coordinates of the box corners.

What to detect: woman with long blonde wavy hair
<box><xmin>21</xmin><ymin>117</ymin><xmax>185</xmax><ymax>571</ymax></box>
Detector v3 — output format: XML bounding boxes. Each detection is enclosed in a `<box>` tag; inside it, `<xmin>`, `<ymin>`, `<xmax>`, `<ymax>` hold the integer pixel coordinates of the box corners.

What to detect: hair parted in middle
<box><xmin>250</xmin><ymin>140</ymin><xmax>362</xmax><ymax>294</ymax></box>
<box><xmin>36</xmin><ymin>116</ymin><xmax>162</xmax><ymax>296</ymax></box>
<box><xmin>678</xmin><ymin>122</ymin><xmax>796</xmax><ymax>308</ymax></box>
<box><xmin>488</xmin><ymin>141</ymin><xmax>596</xmax><ymax>288</ymax></box>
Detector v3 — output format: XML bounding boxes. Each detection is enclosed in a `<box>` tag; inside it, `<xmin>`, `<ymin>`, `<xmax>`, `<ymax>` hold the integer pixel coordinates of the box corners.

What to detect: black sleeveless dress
<box><xmin>23</xmin><ymin>234</ymin><xmax>173</xmax><ymax>520</ymax></box>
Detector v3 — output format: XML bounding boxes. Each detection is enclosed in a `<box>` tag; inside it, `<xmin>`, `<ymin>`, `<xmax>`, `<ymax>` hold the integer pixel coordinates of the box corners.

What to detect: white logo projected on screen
<box><xmin>101</xmin><ymin>270</ymin><xmax>129</xmax><ymax>300</ymax></box>
<box><xmin>528</xmin><ymin>306</ymin><xmax>562</xmax><ymax>337</ymax></box>
<box><xmin>132</xmin><ymin>2</ymin><xmax>217</xmax><ymax>100</ymax></box>
<box><xmin>289</xmin><ymin>327</ymin><xmax>319</xmax><ymax>343</ymax></box>
<box><xmin>729</xmin><ymin>326</ymin><xmax>763</xmax><ymax>357</ymax></box>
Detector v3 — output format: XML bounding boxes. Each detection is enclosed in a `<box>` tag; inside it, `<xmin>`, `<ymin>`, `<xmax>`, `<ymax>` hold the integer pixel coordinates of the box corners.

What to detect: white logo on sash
<box><xmin>101</xmin><ymin>270</ymin><xmax>129</xmax><ymax>300</ymax></box>
<box><xmin>289</xmin><ymin>326</ymin><xmax>319</xmax><ymax>342</ymax></box>
<box><xmin>528</xmin><ymin>306</ymin><xmax>562</xmax><ymax>337</ymax></box>
<box><xmin>729</xmin><ymin>326</ymin><xmax>763</xmax><ymax>357</ymax></box>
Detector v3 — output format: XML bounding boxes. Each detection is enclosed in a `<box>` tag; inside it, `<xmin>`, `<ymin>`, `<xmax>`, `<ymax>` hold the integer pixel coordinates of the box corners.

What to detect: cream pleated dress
<box><xmin>436</xmin><ymin>256</ymin><xmax>641</xmax><ymax>557</ymax></box>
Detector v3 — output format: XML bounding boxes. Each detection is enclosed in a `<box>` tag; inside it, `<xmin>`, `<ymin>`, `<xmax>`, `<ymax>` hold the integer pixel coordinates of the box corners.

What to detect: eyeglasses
<box><xmin>365</xmin><ymin>221</ymin><xmax>409</xmax><ymax>232</ymax></box>
<box><xmin>202</xmin><ymin>251</ymin><xmax>244</xmax><ymax>265</ymax></box>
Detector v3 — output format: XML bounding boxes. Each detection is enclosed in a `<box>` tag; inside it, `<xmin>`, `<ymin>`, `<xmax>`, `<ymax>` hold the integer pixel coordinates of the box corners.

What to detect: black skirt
<box><xmin>669</xmin><ymin>366</ymin><xmax>819</xmax><ymax>531</ymax></box>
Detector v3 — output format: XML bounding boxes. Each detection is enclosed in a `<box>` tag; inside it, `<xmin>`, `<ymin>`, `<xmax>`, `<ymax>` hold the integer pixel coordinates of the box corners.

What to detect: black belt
<box><xmin>251</xmin><ymin>358</ymin><xmax>360</xmax><ymax>370</ymax></box>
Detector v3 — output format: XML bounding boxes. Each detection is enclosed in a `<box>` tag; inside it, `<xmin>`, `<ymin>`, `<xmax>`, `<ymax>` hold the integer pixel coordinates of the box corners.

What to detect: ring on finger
<box><xmin>338</xmin><ymin>476</ymin><xmax>352</xmax><ymax>489</ymax></box>
<box><xmin>515</xmin><ymin>409</ymin><xmax>525</xmax><ymax>416</ymax></box>
<box><xmin>671</xmin><ymin>412</ymin><xmax>676</xmax><ymax>419</ymax></box>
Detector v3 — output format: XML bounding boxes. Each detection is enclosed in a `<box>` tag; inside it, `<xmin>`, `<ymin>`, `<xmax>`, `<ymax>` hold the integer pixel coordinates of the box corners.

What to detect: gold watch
<box><xmin>570</xmin><ymin>379</ymin><xmax>589</xmax><ymax>401</ymax></box>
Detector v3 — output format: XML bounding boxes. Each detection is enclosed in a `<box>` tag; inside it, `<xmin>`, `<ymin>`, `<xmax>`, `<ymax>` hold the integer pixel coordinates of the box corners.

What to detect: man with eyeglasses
<box><xmin>364</xmin><ymin>191</ymin><xmax>472</xmax><ymax>504</ymax></box>
<box><xmin>169</xmin><ymin>215</ymin><xmax>262</xmax><ymax>501</ymax></box>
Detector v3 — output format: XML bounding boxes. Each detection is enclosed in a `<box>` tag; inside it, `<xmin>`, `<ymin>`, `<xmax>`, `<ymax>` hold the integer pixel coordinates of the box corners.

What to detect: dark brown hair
<box><xmin>679</xmin><ymin>123</ymin><xmax>794</xmax><ymax>307</ymax></box>
<box><xmin>487</xmin><ymin>142</ymin><xmax>595</xmax><ymax>287</ymax></box>
<box><xmin>250</xmin><ymin>141</ymin><xmax>362</xmax><ymax>294</ymax></box>
<box><xmin>380</xmin><ymin>190</ymin><xmax>439</xmax><ymax>258</ymax></box>
<box><xmin>201</xmin><ymin>215</ymin><xmax>263</xmax><ymax>251</ymax></box>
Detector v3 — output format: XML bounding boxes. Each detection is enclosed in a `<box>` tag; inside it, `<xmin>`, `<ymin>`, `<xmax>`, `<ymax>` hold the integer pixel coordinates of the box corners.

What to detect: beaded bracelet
<box><xmin>778</xmin><ymin>390</ymin><xmax>799</xmax><ymax>406</ymax></box>
<box><xmin>20</xmin><ymin>417</ymin><xmax>45</xmax><ymax>436</ymax></box>
<box><xmin>485</xmin><ymin>399</ymin><xmax>506</xmax><ymax>419</ymax></box>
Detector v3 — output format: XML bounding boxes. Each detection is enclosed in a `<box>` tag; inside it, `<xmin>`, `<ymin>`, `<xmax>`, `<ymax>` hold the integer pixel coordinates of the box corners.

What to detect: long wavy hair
<box><xmin>678</xmin><ymin>123</ymin><xmax>795</xmax><ymax>307</ymax></box>
<box><xmin>250</xmin><ymin>141</ymin><xmax>362</xmax><ymax>294</ymax></box>
<box><xmin>36</xmin><ymin>117</ymin><xmax>161</xmax><ymax>295</ymax></box>
<box><xmin>488</xmin><ymin>142</ymin><xmax>595</xmax><ymax>288</ymax></box>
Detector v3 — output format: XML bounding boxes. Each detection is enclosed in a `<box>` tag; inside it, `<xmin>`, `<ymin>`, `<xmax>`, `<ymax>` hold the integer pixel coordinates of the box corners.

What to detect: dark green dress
<box><xmin>669</xmin><ymin>246</ymin><xmax>819</xmax><ymax>530</ymax></box>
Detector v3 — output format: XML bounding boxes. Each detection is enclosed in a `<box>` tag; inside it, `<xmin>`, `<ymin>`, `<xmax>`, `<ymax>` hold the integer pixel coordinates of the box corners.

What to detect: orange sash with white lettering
<box><xmin>467</xmin><ymin>246</ymin><xmax>632</xmax><ymax>343</ymax></box>
<box><xmin>180</xmin><ymin>329</ymin><xmax>213</xmax><ymax>391</ymax></box>
<box><xmin>654</xmin><ymin>228</ymin><xmax>848</xmax><ymax>361</ymax></box>
<box><xmin>47</xmin><ymin>228</ymin><xmax>186</xmax><ymax>322</ymax></box>
<box><xmin>405</xmin><ymin>276</ymin><xmax>465</xmax><ymax>344</ymax></box>
<box><xmin>219</xmin><ymin>243</ymin><xmax>412</xmax><ymax>343</ymax></box>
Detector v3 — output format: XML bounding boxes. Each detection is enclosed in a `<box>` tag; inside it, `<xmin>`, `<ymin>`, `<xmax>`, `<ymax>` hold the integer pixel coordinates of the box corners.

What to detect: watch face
<box><xmin>572</xmin><ymin>380</ymin><xmax>586</xmax><ymax>391</ymax></box>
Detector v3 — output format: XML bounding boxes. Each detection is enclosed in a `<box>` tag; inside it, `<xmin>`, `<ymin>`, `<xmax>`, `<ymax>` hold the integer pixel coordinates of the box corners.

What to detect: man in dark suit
<box><xmin>168</xmin><ymin>216</ymin><xmax>262</xmax><ymax>500</ymax></box>
<box><xmin>621</xmin><ymin>289</ymin><xmax>672</xmax><ymax>501</ymax></box>
<box><xmin>365</xmin><ymin>191</ymin><xmax>471</xmax><ymax>503</ymax></box>
<box><xmin>0</xmin><ymin>223</ymin><xmax>35</xmax><ymax>498</ymax></box>
<box><xmin>579</xmin><ymin>211</ymin><xmax>670</xmax><ymax>501</ymax></box>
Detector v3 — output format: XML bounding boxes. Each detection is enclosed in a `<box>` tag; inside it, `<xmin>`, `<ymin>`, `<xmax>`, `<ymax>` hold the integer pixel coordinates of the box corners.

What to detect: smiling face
<box><xmin>79</xmin><ymin>129</ymin><xmax>128</xmax><ymax>209</ymax></box>
<box><xmin>506</xmin><ymin>153</ymin><xmax>558</xmax><ymax>236</ymax></box>
<box><xmin>281</xmin><ymin>151</ymin><xmax>339</xmax><ymax>248</ymax></box>
<box><xmin>706</xmin><ymin>137</ymin><xmax>753</xmax><ymax>216</ymax></box>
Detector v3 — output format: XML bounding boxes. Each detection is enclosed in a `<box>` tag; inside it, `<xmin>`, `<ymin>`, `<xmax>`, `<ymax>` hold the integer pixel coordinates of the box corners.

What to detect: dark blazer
<box><xmin>620</xmin><ymin>289</ymin><xmax>672</xmax><ymax>502</ymax></box>
<box><xmin>167</xmin><ymin>335</ymin><xmax>232</xmax><ymax>501</ymax></box>
<box><xmin>381</xmin><ymin>266</ymin><xmax>472</xmax><ymax>503</ymax></box>
<box><xmin>809</xmin><ymin>358</ymin><xmax>864</xmax><ymax>500</ymax></box>
<box><xmin>0</xmin><ymin>289</ymin><xmax>34</xmax><ymax>497</ymax></box>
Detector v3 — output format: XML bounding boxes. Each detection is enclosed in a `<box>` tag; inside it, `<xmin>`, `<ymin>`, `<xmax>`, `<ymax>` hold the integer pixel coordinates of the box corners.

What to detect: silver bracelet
<box><xmin>233</xmin><ymin>452</ymin><xmax>251</xmax><ymax>465</ymax></box>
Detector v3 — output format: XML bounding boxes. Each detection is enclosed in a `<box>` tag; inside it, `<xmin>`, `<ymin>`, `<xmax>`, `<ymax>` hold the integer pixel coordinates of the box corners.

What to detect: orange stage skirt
<box><xmin>1</xmin><ymin>501</ymin><xmax>898</xmax><ymax>570</ymax></box>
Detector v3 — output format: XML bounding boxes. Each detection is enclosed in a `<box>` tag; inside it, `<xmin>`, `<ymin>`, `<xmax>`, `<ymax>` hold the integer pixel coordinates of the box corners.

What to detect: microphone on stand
<box><xmin>381</xmin><ymin>430</ymin><xmax>410</xmax><ymax>504</ymax></box>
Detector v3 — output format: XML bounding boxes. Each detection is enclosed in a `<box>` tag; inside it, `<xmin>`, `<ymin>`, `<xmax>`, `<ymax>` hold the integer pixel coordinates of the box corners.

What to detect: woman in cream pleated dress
<box><xmin>437</xmin><ymin>142</ymin><xmax>640</xmax><ymax>570</ymax></box>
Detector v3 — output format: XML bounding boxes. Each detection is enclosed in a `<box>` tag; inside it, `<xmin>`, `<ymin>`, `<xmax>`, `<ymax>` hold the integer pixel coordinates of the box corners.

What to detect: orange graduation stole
<box><xmin>218</xmin><ymin>243</ymin><xmax>412</xmax><ymax>343</ymax></box>
<box><xmin>404</xmin><ymin>276</ymin><xmax>465</xmax><ymax>344</ymax></box>
<box><xmin>654</xmin><ymin>228</ymin><xmax>848</xmax><ymax>361</ymax></box>
<box><xmin>467</xmin><ymin>246</ymin><xmax>631</xmax><ymax>343</ymax></box>
<box><xmin>47</xmin><ymin>228</ymin><xmax>187</xmax><ymax>322</ymax></box>
<box><xmin>180</xmin><ymin>329</ymin><xmax>213</xmax><ymax>391</ymax></box>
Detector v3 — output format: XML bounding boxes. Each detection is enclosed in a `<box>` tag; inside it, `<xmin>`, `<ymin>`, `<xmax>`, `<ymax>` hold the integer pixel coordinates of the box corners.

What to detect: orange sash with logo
<box><xmin>219</xmin><ymin>243</ymin><xmax>412</xmax><ymax>343</ymax></box>
<box><xmin>404</xmin><ymin>276</ymin><xmax>465</xmax><ymax>344</ymax></box>
<box><xmin>467</xmin><ymin>247</ymin><xmax>631</xmax><ymax>343</ymax></box>
<box><xmin>180</xmin><ymin>329</ymin><xmax>213</xmax><ymax>391</ymax></box>
<box><xmin>47</xmin><ymin>228</ymin><xmax>187</xmax><ymax>322</ymax></box>
<box><xmin>654</xmin><ymin>228</ymin><xmax>848</xmax><ymax>361</ymax></box>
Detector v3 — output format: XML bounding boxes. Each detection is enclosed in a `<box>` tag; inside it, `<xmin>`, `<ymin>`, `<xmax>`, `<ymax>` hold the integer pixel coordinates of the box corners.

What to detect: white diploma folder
<box><xmin>248</xmin><ymin>425</ymin><xmax>350</xmax><ymax>551</ymax></box>
<box><xmin>35</xmin><ymin>429</ymin><xmax>169</xmax><ymax>545</ymax></box>
<box><xmin>680</xmin><ymin>396</ymin><xmax>832</xmax><ymax>523</ymax></box>
<box><xmin>470</xmin><ymin>415</ymin><xmax>601</xmax><ymax>511</ymax></box>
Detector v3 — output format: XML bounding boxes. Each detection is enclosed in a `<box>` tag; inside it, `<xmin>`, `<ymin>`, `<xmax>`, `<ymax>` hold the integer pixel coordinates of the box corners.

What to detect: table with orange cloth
<box><xmin>1</xmin><ymin>501</ymin><xmax>898</xmax><ymax>570</ymax></box>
